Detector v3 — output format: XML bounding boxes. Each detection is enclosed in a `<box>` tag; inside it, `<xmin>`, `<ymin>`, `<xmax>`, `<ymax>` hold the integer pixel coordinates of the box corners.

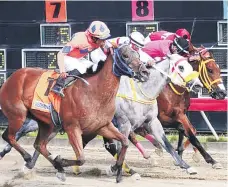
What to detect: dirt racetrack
<box><xmin>0</xmin><ymin>138</ymin><xmax>227</xmax><ymax>187</ymax></box>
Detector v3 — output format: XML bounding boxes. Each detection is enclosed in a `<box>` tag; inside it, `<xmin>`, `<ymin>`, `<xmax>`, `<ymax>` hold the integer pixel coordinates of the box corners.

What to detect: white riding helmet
<box><xmin>87</xmin><ymin>21</ymin><xmax>111</xmax><ymax>40</ymax></box>
<box><xmin>129</xmin><ymin>32</ymin><xmax>145</xmax><ymax>48</ymax></box>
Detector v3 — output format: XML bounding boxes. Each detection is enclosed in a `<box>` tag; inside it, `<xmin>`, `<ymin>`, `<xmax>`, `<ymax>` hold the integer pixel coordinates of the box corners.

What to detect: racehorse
<box><xmin>132</xmin><ymin>48</ymin><xmax>226</xmax><ymax>169</ymax></box>
<box><xmin>0</xmin><ymin>45</ymin><xmax>149</xmax><ymax>183</ymax></box>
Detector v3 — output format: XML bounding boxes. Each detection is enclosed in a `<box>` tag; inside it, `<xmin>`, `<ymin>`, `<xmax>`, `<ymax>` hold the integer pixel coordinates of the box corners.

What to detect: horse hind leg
<box><xmin>32</xmin><ymin>123</ymin><xmax>65</xmax><ymax>175</ymax></box>
<box><xmin>6</xmin><ymin>118</ymin><xmax>32</xmax><ymax>163</ymax></box>
<box><xmin>145</xmin><ymin>118</ymin><xmax>197</xmax><ymax>175</ymax></box>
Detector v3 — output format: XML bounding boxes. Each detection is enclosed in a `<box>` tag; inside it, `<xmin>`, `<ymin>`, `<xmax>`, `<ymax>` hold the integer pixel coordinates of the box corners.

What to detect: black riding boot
<box><xmin>51</xmin><ymin>69</ymin><xmax>82</xmax><ymax>97</ymax></box>
<box><xmin>51</xmin><ymin>77</ymin><xmax>66</xmax><ymax>97</ymax></box>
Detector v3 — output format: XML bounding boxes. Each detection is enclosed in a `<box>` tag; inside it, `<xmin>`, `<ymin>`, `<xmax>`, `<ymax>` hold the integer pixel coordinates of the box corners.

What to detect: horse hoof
<box><xmin>21</xmin><ymin>164</ymin><xmax>36</xmax><ymax>179</ymax></box>
<box><xmin>72</xmin><ymin>165</ymin><xmax>81</xmax><ymax>175</ymax></box>
<box><xmin>186</xmin><ymin>167</ymin><xmax>197</xmax><ymax>175</ymax></box>
<box><xmin>173</xmin><ymin>160</ymin><xmax>179</xmax><ymax>166</ymax></box>
<box><xmin>149</xmin><ymin>157</ymin><xmax>158</xmax><ymax>167</ymax></box>
<box><xmin>143</xmin><ymin>152</ymin><xmax>151</xmax><ymax>159</ymax></box>
<box><xmin>155</xmin><ymin>148</ymin><xmax>163</xmax><ymax>157</ymax></box>
<box><xmin>56</xmin><ymin>172</ymin><xmax>66</xmax><ymax>182</ymax></box>
<box><xmin>106</xmin><ymin>165</ymin><xmax>117</xmax><ymax>177</ymax></box>
<box><xmin>116</xmin><ymin>175</ymin><xmax>122</xmax><ymax>183</ymax></box>
<box><xmin>212</xmin><ymin>162</ymin><xmax>223</xmax><ymax>169</ymax></box>
<box><xmin>131</xmin><ymin>173</ymin><xmax>141</xmax><ymax>180</ymax></box>
<box><xmin>192</xmin><ymin>152</ymin><xmax>201</xmax><ymax>163</ymax></box>
<box><xmin>25</xmin><ymin>162</ymin><xmax>34</xmax><ymax>170</ymax></box>
<box><xmin>22</xmin><ymin>164</ymin><xmax>33</xmax><ymax>174</ymax></box>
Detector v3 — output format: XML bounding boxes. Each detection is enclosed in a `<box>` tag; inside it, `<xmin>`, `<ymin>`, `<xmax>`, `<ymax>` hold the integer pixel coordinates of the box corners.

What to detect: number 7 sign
<box><xmin>45</xmin><ymin>0</ymin><xmax>67</xmax><ymax>22</ymax></box>
<box><xmin>132</xmin><ymin>0</ymin><xmax>154</xmax><ymax>21</ymax></box>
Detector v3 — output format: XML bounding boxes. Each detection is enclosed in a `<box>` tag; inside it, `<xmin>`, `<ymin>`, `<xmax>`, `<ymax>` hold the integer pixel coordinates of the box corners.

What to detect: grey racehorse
<box><xmin>110</xmin><ymin>53</ymin><xmax>203</xmax><ymax>175</ymax></box>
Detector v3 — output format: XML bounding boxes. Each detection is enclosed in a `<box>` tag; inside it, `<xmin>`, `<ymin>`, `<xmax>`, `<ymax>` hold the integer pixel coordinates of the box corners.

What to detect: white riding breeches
<box><xmin>64</xmin><ymin>56</ymin><xmax>95</xmax><ymax>74</ymax></box>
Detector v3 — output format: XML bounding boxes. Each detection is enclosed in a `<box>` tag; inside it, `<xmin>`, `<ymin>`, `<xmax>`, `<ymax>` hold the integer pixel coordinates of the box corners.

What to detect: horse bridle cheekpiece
<box><xmin>112</xmin><ymin>44</ymin><xmax>135</xmax><ymax>78</ymax></box>
<box><xmin>198</xmin><ymin>58</ymin><xmax>221</xmax><ymax>93</ymax></box>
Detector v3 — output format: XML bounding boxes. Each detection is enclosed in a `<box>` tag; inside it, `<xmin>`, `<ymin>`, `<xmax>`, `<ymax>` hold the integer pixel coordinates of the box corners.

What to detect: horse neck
<box><xmin>96</xmin><ymin>55</ymin><xmax>120</xmax><ymax>100</ymax></box>
<box><xmin>138</xmin><ymin>59</ymin><xmax>170</xmax><ymax>99</ymax></box>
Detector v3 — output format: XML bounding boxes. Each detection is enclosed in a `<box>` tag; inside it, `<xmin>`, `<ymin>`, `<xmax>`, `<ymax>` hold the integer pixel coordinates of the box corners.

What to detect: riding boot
<box><xmin>52</xmin><ymin>69</ymin><xmax>83</xmax><ymax>97</ymax></box>
<box><xmin>51</xmin><ymin>77</ymin><xmax>66</xmax><ymax>97</ymax></box>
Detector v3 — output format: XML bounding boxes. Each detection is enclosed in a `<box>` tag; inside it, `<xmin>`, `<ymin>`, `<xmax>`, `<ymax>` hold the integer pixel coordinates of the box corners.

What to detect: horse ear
<box><xmin>209</xmin><ymin>50</ymin><xmax>214</xmax><ymax>58</ymax></box>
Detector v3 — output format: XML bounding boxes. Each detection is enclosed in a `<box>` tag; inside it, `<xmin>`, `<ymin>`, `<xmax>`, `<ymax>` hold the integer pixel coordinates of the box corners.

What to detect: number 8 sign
<box><xmin>132</xmin><ymin>0</ymin><xmax>154</xmax><ymax>21</ymax></box>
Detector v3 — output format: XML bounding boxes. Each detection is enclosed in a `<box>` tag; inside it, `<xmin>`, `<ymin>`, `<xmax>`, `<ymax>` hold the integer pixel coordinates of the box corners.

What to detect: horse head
<box><xmin>113</xmin><ymin>44</ymin><xmax>150</xmax><ymax>82</ymax></box>
<box><xmin>189</xmin><ymin>46</ymin><xmax>226</xmax><ymax>100</ymax></box>
<box><xmin>167</xmin><ymin>53</ymin><xmax>203</xmax><ymax>92</ymax></box>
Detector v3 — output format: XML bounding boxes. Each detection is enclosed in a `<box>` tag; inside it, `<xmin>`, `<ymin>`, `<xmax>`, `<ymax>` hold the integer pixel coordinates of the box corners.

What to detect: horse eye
<box><xmin>122</xmin><ymin>54</ymin><xmax>128</xmax><ymax>59</ymax></box>
<box><xmin>207</xmin><ymin>68</ymin><xmax>213</xmax><ymax>73</ymax></box>
<box><xmin>178</xmin><ymin>65</ymin><xmax>184</xmax><ymax>72</ymax></box>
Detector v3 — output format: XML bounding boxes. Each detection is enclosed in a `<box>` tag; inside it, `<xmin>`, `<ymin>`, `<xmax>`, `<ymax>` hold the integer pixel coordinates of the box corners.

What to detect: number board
<box><xmin>22</xmin><ymin>49</ymin><xmax>59</xmax><ymax>69</ymax></box>
<box><xmin>217</xmin><ymin>21</ymin><xmax>227</xmax><ymax>46</ymax></box>
<box><xmin>126</xmin><ymin>22</ymin><xmax>159</xmax><ymax>37</ymax></box>
<box><xmin>132</xmin><ymin>0</ymin><xmax>154</xmax><ymax>21</ymax></box>
<box><xmin>40</xmin><ymin>24</ymin><xmax>71</xmax><ymax>47</ymax></box>
<box><xmin>207</xmin><ymin>47</ymin><xmax>227</xmax><ymax>72</ymax></box>
<box><xmin>45</xmin><ymin>0</ymin><xmax>67</xmax><ymax>23</ymax></box>
<box><xmin>0</xmin><ymin>49</ymin><xmax>6</xmax><ymax>71</ymax></box>
<box><xmin>199</xmin><ymin>74</ymin><xmax>228</xmax><ymax>98</ymax></box>
<box><xmin>0</xmin><ymin>73</ymin><xmax>6</xmax><ymax>87</ymax></box>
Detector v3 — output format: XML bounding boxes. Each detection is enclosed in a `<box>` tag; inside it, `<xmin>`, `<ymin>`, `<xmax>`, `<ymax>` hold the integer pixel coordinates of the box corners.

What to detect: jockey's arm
<box><xmin>57</xmin><ymin>40</ymin><xmax>78</xmax><ymax>74</ymax></box>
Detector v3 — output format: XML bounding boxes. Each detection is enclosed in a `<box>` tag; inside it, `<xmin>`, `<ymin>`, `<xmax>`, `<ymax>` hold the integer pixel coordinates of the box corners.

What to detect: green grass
<box><xmin>0</xmin><ymin>129</ymin><xmax>227</xmax><ymax>143</ymax></box>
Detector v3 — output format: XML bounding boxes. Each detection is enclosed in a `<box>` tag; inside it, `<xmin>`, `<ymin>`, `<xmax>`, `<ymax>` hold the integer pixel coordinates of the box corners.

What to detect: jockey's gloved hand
<box><xmin>60</xmin><ymin>72</ymin><xmax>68</xmax><ymax>79</ymax></box>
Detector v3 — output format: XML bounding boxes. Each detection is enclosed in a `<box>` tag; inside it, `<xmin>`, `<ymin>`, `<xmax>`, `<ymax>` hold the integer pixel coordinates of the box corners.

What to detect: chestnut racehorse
<box><xmin>0</xmin><ymin>45</ymin><xmax>149</xmax><ymax>183</ymax></box>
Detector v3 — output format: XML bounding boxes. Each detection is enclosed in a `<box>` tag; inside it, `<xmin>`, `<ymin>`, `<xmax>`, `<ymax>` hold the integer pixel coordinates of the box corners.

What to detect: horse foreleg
<box><xmin>102</xmin><ymin>137</ymin><xmax>138</xmax><ymax>177</ymax></box>
<box><xmin>135</xmin><ymin>127</ymin><xmax>163</xmax><ymax>157</ymax></box>
<box><xmin>54</xmin><ymin>126</ymin><xmax>85</xmax><ymax>169</ymax></box>
<box><xmin>177</xmin><ymin>114</ymin><xmax>222</xmax><ymax>169</ymax></box>
<box><xmin>128</xmin><ymin>131</ymin><xmax>150</xmax><ymax>159</ymax></box>
<box><xmin>97</xmin><ymin>122</ymin><xmax>129</xmax><ymax>183</ymax></box>
<box><xmin>145</xmin><ymin>118</ymin><xmax>197</xmax><ymax>174</ymax></box>
<box><xmin>176</xmin><ymin>130</ymin><xmax>185</xmax><ymax>158</ymax></box>
<box><xmin>72</xmin><ymin>134</ymin><xmax>97</xmax><ymax>175</ymax></box>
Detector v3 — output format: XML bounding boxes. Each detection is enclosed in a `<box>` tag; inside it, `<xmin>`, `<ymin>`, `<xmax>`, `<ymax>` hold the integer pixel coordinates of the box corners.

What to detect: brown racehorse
<box><xmin>0</xmin><ymin>45</ymin><xmax>149</xmax><ymax>183</ymax></box>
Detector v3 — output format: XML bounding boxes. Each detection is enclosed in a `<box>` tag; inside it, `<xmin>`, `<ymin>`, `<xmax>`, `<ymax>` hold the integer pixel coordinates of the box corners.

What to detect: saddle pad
<box><xmin>31</xmin><ymin>70</ymin><xmax>61</xmax><ymax>113</ymax></box>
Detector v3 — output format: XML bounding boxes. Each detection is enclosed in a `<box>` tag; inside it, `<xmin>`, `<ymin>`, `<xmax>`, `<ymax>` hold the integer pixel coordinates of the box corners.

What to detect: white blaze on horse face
<box><xmin>218</xmin><ymin>82</ymin><xmax>226</xmax><ymax>91</ymax></box>
<box><xmin>169</xmin><ymin>55</ymin><xmax>194</xmax><ymax>86</ymax></box>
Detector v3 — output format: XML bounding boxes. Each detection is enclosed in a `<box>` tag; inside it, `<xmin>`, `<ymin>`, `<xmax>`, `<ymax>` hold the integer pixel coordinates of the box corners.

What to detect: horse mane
<box><xmin>84</xmin><ymin>53</ymin><xmax>112</xmax><ymax>78</ymax></box>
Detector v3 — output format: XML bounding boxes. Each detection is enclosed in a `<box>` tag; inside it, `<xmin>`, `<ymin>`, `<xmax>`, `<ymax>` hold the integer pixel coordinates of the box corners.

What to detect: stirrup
<box><xmin>51</xmin><ymin>87</ymin><xmax>65</xmax><ymax>97</ymax></box>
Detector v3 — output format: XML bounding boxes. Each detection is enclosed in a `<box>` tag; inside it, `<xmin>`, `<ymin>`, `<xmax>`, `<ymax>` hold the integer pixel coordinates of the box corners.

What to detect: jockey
<box><xmin>142</xmin><ymin>37</ymin><xmax>190</xmax><ymax>61</ymax></box>
<box><xmin>90</xmin><ymin>31</ymin><xmax>154</xmax><ymax>67</ymax></box>
<box><xmin>51</xmin><ymin>21</ymin><xmax>111</xmax><ymax>97</ymax></box>
<box><xmin>145</xmin><ymin>28</ymin><xmax>191</xmax><ymax>44</ymax></box>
